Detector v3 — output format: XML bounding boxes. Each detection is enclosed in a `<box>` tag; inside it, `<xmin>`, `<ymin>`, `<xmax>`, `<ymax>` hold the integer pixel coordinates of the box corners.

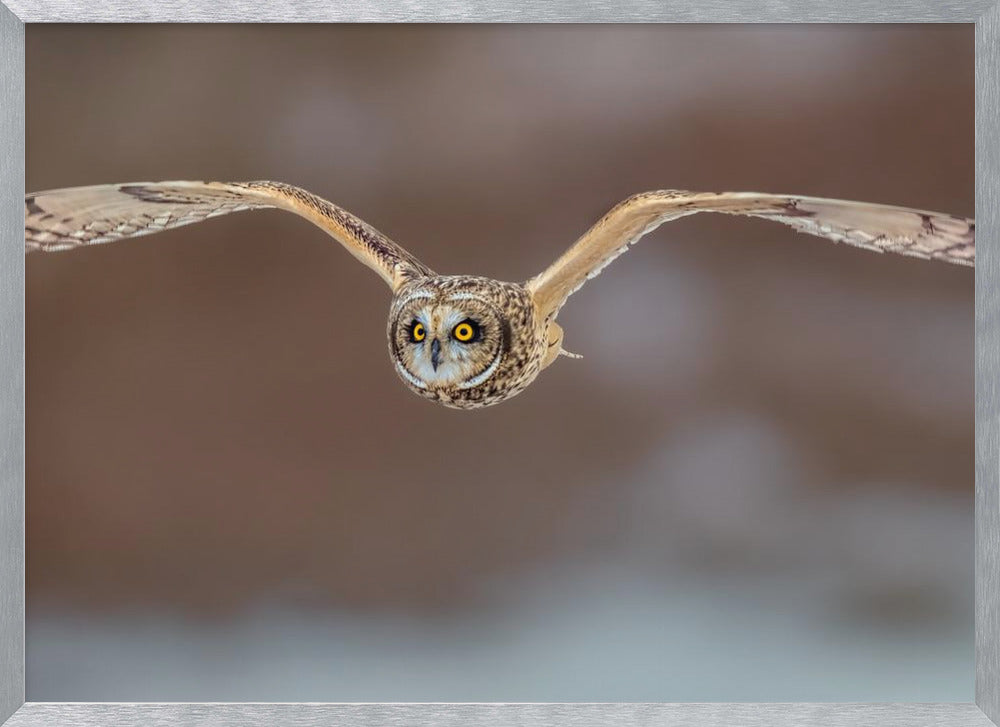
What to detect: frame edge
<box><xmin>2</xmin><ymin>703</ymin><xmax>999</xmax><ymax>727</ymax></box>
<box><xmin>0</xmin><ymin>1</ymin><xmax>24</xmax><ymax>724</ymax></box>
<box><xmin>976</xmin><ymin>1</ymin><xmax>1000</xmax><ymax>724</ymax></box>
<box><xmin>1</xmin><ymin>0</ymin><xmax>997</xmax><ymax>23</ymax></box>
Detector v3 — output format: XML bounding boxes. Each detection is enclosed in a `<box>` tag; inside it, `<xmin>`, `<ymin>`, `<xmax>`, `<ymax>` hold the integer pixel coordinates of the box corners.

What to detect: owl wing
<box><xmin>25</xmin><ymin>180</ymin><xmax>434</xmax><ymax>289</ymax></box>
<box><xmin>526</xmin><ymin>191</ymin><xmax>975</xmax><ymax>319</ymax></box>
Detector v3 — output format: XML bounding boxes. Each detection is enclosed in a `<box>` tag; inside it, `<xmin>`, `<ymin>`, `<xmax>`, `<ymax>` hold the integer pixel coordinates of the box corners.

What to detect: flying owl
<box><xmin>25</xmin><ymin>181</ymin><xmax>975</xmax><ymax>409</ymax></box>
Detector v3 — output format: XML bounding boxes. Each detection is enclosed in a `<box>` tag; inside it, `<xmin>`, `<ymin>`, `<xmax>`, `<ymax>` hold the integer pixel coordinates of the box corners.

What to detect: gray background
<box><xmin>25</xmin><ymin>24</ymin><xmax>974</xmax><ymax>702</ymax></box>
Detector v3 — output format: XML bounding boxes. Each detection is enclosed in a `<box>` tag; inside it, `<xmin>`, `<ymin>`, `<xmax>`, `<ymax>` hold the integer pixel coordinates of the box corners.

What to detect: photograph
<box><xmin>24</xmin><ymin>23</ymin><xmax>974</xmax><ymax>702</ymax></box>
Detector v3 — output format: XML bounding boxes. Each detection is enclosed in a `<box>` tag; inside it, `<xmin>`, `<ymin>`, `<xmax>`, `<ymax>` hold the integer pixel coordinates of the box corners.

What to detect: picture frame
<box><xmin>1</xmin><ymin>3</ymin><xmax>997</xmax><ymax>726</ymax></box>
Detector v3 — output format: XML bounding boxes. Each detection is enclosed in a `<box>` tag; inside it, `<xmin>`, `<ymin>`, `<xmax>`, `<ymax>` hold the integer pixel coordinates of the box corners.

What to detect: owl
<box><xmin>25</xmin><ymin>181</ymin><xmax>975</xmax><ymax>409</ymax></box>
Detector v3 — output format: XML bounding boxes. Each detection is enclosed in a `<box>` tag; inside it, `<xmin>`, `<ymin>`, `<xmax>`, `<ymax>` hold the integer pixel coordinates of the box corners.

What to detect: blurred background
<box><xmin>25</xmin><ymin>25</ymin><xmax>973</xmax><ymax>701</ymax></box>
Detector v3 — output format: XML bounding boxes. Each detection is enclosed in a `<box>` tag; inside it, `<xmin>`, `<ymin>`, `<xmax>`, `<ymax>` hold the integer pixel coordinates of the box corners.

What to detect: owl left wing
<box><xmin>25</xmin><ymin>181</ymin><xmax>434</xmax><ymax>290</ymax></box>
<box><xmin>526</xmin><ymin>191</ymin><xmax>975</xmax><ymax>319</ymax></box>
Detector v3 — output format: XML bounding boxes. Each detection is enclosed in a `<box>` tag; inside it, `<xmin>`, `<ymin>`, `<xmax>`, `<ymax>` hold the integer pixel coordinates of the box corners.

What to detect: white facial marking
<box><xmin>458</xmin><ymin>347</ymin><xmax>503</xmax><ymax>389</ymax></box>
<box><xmin>398</xmin><ymin>290</ymin><xmax>435</xmax><ymax>309</ymax></box>
<box><xmin>394</xmin><ymin>358</ymin><xmax>427</xmax><ymax>389</ymax></box>
<box><xmin>446</xmin><ymin>292</ymin><xmax>489</xmax><ymax>304</ymax></box>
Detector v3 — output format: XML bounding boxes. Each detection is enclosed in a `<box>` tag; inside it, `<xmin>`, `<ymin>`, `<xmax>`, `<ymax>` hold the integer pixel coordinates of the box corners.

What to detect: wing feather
<box><xmin>25</xmin><ymin>181</ymin><xmax>434</xmax><ymax>289</ymax></box>
<box><xmin>526</xmin><ymin>191</ymin><xmax>974</xmax><ymax>319</ymax></box>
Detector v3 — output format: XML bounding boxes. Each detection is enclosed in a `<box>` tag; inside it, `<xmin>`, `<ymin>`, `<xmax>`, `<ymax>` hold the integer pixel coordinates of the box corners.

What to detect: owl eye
<box><xmin>452</xmin><ymin>320</ymin><xmax>480</xmax><ymax>343</ymax></box>
<box><xmin>409</xmin><ymin>321</ymin><xmax>426</xmax><ymax>342</ymax></box>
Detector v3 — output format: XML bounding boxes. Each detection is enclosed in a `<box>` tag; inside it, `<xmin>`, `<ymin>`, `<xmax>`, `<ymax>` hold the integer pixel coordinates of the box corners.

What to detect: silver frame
<box><xmin>1</xmin><ymin>3</ymin><xmax>997</xmax><ymax>725</ymax></box>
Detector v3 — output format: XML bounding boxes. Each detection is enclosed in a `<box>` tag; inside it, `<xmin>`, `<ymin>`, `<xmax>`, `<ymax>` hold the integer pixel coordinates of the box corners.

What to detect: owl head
<box><xmin>387</xmin><ymin>276</ymin><xmax>544</xmax><ymax>409</ymax></box>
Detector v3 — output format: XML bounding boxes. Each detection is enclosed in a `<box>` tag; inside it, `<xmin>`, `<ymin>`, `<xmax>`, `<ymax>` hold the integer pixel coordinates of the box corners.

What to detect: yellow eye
<box><xmin>410</xmin><ymin>321</ymin><xmax>426</xmax><ymax>342</ymax></box>
<box><xmin>452</xmin><ymin>321</ymin><xmax>478</xmax><ymax>343</ymax></box>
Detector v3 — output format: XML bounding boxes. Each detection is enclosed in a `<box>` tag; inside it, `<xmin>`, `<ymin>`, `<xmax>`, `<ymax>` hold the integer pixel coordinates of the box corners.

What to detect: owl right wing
<box><xmin>526</xmin><ymin>191</ymin><xmax>975</xmax><ymax>320</ymax></box>
<box><xmin>25</xmin><ymin>180</ymin><xmax>434</xmax><ymax>290</ymax></box>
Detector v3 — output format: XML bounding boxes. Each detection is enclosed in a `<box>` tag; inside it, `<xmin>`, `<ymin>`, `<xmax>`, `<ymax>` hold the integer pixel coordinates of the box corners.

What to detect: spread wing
<box><xmin>526</xmin><ymin>191</ymin><xmax>975</xmax><ymax>319</ymax></box>
<box><xmin>25</xmin><ymin>180</ymin><xmax>434</xmax><ymax>290</ymax></box>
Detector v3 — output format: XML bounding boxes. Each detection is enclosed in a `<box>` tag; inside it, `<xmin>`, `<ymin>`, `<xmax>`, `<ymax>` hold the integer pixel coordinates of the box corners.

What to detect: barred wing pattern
<box><xmin>527</xmin><ymin>191</ymin><xmax>975</xmax><ymax>319</ymax></box>
<box><xmin>25</xmin><ymin>181</ymin><xmax>434</xmax><ymax>289</ymax></box>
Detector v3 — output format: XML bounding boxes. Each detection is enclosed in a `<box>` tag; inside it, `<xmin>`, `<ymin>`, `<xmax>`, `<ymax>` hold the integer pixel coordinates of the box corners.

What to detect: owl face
<box><xmin>388</xmin><ymin>277</ymin><xmax>543</xmax><ymax>409</ymax></box>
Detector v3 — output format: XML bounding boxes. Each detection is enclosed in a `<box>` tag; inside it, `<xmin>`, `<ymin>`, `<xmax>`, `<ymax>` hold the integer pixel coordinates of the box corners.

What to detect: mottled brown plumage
<box><xmin>25</xmin><ymin>181</ymin><xmax>975</xmax><ymax>409</ymax></box>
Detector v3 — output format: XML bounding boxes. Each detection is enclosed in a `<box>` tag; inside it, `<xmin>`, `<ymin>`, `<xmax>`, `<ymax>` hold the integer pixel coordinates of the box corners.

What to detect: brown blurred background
<box><xmin>26</xmin><ymin>24</ymin><xmax>973</xmax><ymax>701</ymax></box>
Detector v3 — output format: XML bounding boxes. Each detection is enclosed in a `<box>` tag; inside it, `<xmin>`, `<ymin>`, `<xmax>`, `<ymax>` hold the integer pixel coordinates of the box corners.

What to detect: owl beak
<box><xmin>431</xmin><ymin>338</ymin><xmax>441</xmax><ymax>371</ymax></box>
